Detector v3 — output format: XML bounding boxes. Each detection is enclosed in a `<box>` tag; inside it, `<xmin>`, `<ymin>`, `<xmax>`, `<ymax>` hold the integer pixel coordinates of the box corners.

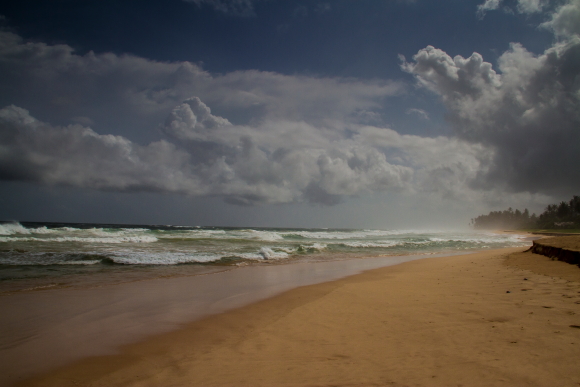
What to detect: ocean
<box><xmin>0</xmin><ymin>221</ymin><xmax>531</xmax><ymax>293</ymax></box>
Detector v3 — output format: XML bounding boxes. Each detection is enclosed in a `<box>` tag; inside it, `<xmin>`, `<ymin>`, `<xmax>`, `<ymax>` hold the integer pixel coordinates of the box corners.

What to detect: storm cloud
<box><xmin>404</xmin><ymin>0</ymin><xmax>580</xmax><ymax>196</ymax></box>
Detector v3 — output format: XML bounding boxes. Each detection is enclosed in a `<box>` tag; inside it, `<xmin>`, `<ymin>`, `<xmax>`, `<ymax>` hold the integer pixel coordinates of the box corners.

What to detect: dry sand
<box><xmin>533</xmin><ymin>235</ymin><xmax>580</xmax><ymax>251</ymax></box>
<box><xmin>19</xmin><ymin>247</ymin><xmax>580</xmax><ymax>387</ymax></box>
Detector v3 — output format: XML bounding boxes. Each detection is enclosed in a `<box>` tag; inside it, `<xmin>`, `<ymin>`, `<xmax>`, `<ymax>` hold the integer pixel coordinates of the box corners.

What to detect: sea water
<box><xmin>0</xmin><ymin>221</ymin><xmax>530</xmax><ymax>293</ymax></box>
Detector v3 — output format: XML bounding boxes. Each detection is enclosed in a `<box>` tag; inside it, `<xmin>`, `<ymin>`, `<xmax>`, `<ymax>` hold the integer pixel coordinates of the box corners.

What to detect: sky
<box><xmin>0</xmin><ymin>0</ymin><xmax>579</xmax><ymax>229</ymax></box>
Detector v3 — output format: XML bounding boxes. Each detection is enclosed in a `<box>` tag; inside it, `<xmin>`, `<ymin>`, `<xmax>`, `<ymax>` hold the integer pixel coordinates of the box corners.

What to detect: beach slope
<box><xmin>20</xmin><ymin>247</ymin><xmax>580</xmax><ymax>387</ymax></box>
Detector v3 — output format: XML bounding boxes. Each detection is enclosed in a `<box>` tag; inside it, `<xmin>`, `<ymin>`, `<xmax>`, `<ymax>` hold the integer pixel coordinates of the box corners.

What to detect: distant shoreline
<box><xmin>494</xmin><ymin>229</ymin><xmax>580</xmax><ymax>237</ymax></box>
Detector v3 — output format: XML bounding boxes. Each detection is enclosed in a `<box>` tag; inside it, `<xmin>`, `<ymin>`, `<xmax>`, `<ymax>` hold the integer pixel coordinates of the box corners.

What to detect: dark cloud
<box><xmin>403</xmin><ymin>1</ymin><xmax>580</xmax><ymax>196</ymax></box>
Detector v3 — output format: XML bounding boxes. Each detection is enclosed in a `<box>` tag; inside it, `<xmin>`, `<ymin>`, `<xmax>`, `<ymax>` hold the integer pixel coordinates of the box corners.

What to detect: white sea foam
<box><xmin>223</xmin><ymin>229</ymin><xmax>284</xmax><ymax>241</ymax></box>
<box><xmin>0</xmin><ymin>237</ymin><xmax>35</xmax><ymax>242</ymax></box>
<box><xmin>155</xmin><ymin>229</ymin><xmax>227</xmax><ymax>239</ymax></box>
<box><xmin>30</xmin><ymin>226</ymin><xmax>55</xmax><ymax>234</ymax></box>
<box><xmin>341</xmin><ymin>241</ymin><xmax>399</xmax><ymax>248</ymax></box>
<box><xmin>60</xmin><ymin>227</ymin><xmax>81</xmax><ymax>232</ymax></box>
<box><xmin>109</xmin><ymin>252</ymin><xmax>222</xmax><ymax>265</ymax></box>
<box><xmin>234</xmin><ymin>247</ymin><xmax>289</xmax><ymax>260</ymax></box>
<box><xmin>294</xmin><ymin>243</ymin><xmax>327</xmax><ymax>254</ymax></box>
<box><xmin>0</xmin><ymin>222</ymin><xmax>31</xmax><ymax>235</ymax></box>
<box><xmin>281</xmin><ymin>230</ymin><xmax>351</xmax><ymax>239</ymax></box>
<box><xmin>53</xmin><ymin>236</ymin><xmax>158</xmax><ymax>243</ymax></box>
<box><xmin>0</xmin><ymin>235</ymin><xmax>158</xmax><ymax>243</ymax></box>
<box><xmin>258</xmin><ymin>247</ymin><xmax>289</xmax><ymax>259</ymax></box>
<box><xmin>87</xmin><ymin>228</ymin><xmax>114</xmax><ymax>237</ymax></box>
<box><xmin>281</xmin><ymin>229</ymin><xmax>407</xmax><ymax>240</ymax></box>
<box><xmin>302</xmin><ymin>243</ymin><xmax>327</xmax><ymax>251</ymax></box>
<box><xmin>248</xmin><ymin>230</ymin><xmax>284</xmax><ymax>241</ymax></box>
<box><xmin>56</xmin><ymin>260</ymin><xmax>101</xmax><ymax>265</ymax></box>
<box><xmin>158</xmin><ymin>228</ymin><xmax>285</xmax><ymax>242</ymax></box>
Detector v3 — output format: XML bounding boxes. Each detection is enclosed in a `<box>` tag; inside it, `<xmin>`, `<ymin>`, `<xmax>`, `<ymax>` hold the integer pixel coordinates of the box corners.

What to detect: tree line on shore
<box><xmin>471</xmin><ymin>195</ymin><xmax>580</xmax><ymax>230</ymax></box>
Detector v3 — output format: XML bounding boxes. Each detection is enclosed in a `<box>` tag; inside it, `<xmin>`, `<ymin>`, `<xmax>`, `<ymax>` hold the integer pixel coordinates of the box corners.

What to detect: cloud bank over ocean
<box><xmin>0</xmin><ymin>0</ymin><xmax>578</xmax><ymax>226</ymax></box>
<box><xmin>0</xmin><ymin>99</ymin><xmax>486</xmax><ymax>205</ymax></box>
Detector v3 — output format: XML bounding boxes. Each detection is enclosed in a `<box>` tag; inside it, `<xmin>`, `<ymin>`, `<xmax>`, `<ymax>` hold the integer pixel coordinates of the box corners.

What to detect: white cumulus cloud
<box><xmin>0</xmin><ymin>99</ymin><xmax>490</xmax><ymax>206</ymax></box>
<box><xmin>0</xmin><ymin>31</ymin><xmax>401</xmax><ymax>141</ymax></box>
<box><xmin>477</xmin><ymin>0</ymin><xmax>549</xmax><ymax>18</ymax></box>
<box><xmin>405</xmin><ymin>108</ymin><xmax>430</xmax><ymax>120</ymax></box>
<box><xmin>541</xmin><ymin>0</ymin><xmax>580</xmax><ymax>38</ymax></box>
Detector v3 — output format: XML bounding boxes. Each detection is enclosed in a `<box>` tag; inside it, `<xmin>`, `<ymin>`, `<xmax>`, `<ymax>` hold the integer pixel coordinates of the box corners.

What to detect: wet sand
<box><xmin>17</xmin><ymin>246</ymin><xmax>580</xmax><ymax>387</ymax></box>
<box><xmin>0</xmin><ymin>253</ymin><xmax>444</xmax><ymax>386</ymax></box>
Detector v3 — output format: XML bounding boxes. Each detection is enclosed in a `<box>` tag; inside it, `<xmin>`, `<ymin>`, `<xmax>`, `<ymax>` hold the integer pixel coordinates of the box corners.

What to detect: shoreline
<box><xmin>0</xmin><ymin>227</ymin><xmax>530</xmax><ymax>295</ymax></box>
<box><xmin>15</xmin><ymin>244</ymin><xmax>580</xmax><ymax>386</ymax></box>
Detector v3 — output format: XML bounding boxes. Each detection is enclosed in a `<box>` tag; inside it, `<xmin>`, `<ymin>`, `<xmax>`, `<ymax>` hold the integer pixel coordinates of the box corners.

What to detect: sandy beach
<box><xmin>15</xmin><ymin>245</ymin><xmax>580</xmax><ymax>387</ymax></box>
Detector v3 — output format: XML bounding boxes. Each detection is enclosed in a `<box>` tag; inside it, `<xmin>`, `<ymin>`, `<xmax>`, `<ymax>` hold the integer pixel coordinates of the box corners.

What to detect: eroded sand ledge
<box><xmin>530</xmin><ymin>235</ymin><xmax>580</xmax><ymax>266</ymax></box>
<box><xmin>19</xmin><ymin>247</ymin><xmax>580</xmax><ymax>387</ymax></box>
